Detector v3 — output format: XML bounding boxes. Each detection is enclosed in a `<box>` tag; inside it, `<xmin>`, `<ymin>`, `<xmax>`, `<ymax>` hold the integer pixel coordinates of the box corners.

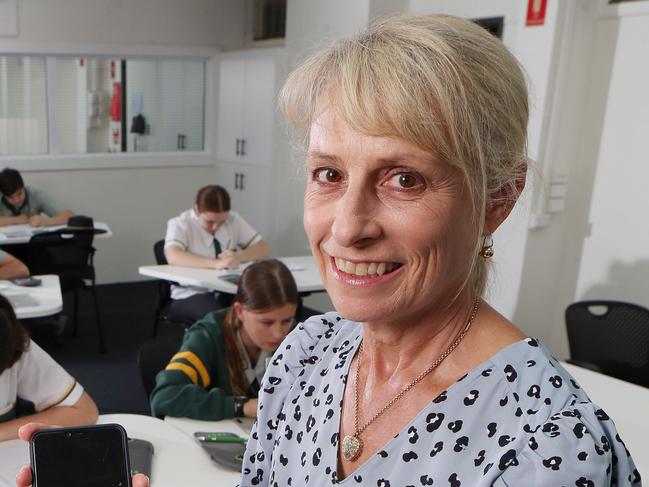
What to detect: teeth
<box><xmin>335</xmin><ymin>258</ymin><xmax>396</xmax><ymax>277</ymax></box>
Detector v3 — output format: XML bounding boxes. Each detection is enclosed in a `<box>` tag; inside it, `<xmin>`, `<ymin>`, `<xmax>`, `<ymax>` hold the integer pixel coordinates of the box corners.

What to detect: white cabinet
<box><xmin>215</xmin><ymin>162</ymin><xmax>272</xmax><ymax>240</ymax></box>
<box><xmin>216</xmin><ymin>53</ymin><xmax>276</xmax><ymax>166</ymax></box>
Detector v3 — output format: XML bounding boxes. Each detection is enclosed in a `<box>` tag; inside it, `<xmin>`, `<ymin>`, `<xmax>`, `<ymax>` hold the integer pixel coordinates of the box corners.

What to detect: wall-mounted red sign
<box><xmin>526</xmin><ymin>0</ymin><xmax>547</xmax><ymax>26</ymax></box>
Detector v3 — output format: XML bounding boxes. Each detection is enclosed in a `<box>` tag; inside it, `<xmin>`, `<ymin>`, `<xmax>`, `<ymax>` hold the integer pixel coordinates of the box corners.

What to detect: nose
<box><xmin>331</xmin><ymin>183</ymin><xmax>381</xmax><ymax>248</ymax></box>
<box><xmin>270</xmin><ymin>323</ymin><xmax>287</xmax><ymax>342</ymax></box>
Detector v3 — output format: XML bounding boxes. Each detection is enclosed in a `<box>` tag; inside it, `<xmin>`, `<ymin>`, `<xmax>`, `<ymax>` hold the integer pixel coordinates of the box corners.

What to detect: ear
<box><xmin>233</xmin><ymin>301</ymin><xmax>245</xmax><ymax>322</ymax></box>
<box><xmin>483</xmin><ymin>163</ymin><xmax>527</xmax><ymax>235</ymax></box>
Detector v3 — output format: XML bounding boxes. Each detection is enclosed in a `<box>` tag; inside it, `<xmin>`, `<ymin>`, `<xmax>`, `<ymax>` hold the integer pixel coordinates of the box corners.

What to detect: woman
<box><xmin>238</xmin><ymin>15</ymin><xmax>640</xmax><ymax>486</ymax></box>
<box><xmin>0</xmin><ymin>294</ymin><xmax>98</xmax><ymax>442</ymax></box>
<box><xmin>150</xmin><ymin>259</ymin><xmax>298</xmax><ymax>420</ymax></box>
<box><xmin>164</xmin><ymin>184</ymin><xmax>269</xmax><ymax>324</ymax></box>
<box><xmin>15</xmin><ymin>14</ymin><xmax>641</xmax><ymax>487</ymax></box>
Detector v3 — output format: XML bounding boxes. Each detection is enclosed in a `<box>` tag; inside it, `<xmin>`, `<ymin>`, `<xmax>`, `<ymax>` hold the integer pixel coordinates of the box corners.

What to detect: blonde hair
<box><xmin>279</xmin><ymin>14</ymin><xmax>528</xmax><ymax>296</ymax></box>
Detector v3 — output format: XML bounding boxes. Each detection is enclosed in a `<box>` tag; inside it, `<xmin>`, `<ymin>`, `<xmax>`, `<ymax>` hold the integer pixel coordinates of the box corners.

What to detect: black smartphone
<box><xmin>30</xmin><ymin>424</ymin><xmax>132</xmax><ymax>487</ymax></box>
<box><xmin>9</xmin><ymin>276</ymin><xmax>42</xmax><ymax>287</ymax></box>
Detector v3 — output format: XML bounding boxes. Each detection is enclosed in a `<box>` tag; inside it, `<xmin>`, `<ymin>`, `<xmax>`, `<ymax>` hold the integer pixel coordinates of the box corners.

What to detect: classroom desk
<box><xmin>139</xmin><ymin>255</ymin><xmax>325</xmax><ymax>294</ymax></box>
<box><xmin>0</xmin><ymin>274</ymin><xmax>62</xmax><ymax>319</ymax></box>
<box><xmin>0</xmin><ymin>221</ymin><xmax>112</xmax><ymax>245</ymax></box>
<box><xmin>0</xmin><ymin>414</ymin><xmax>241</xmax><ymax>487</ymax></box>
<box><xmin>562</xmin><ymin>361</ymin><xmax>649</xmax><ymax>478</ymax></box>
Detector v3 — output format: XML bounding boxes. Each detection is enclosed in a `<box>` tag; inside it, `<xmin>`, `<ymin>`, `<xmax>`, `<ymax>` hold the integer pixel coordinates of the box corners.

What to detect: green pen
<box><xmin>196</xmin><ymin>432</ymin><xmax>247</xmax><ymax>444</ymax></box>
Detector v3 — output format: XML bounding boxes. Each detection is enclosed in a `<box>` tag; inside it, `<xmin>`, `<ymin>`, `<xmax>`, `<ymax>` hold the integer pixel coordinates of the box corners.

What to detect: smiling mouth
<box><xmin>333</xmin><ymin>257</ymin><xmax>402</xmax><ymax>277</ymax></box>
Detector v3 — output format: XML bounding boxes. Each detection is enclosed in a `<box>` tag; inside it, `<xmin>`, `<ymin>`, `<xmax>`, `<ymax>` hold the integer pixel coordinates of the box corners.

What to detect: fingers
<box><xmin>18</xmin><ymin>422</ymin><xmax>55</xmax><ymax>442</ymax></box>
<box><xmin>15</xmin><ymin>464</ymin><xmax>32</xmax><ymax>487</ymax></box>
<box><xmin>132</xmin><ymin>473</ymin><xmax>150</xmax><ymax>487</ymax></box>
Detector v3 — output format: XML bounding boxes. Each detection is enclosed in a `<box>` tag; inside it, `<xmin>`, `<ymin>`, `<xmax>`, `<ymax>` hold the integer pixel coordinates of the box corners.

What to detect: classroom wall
<box><xmin>1</xmin><ymin>0</ymin><xmax>246</xmax><ymax>283</ymax></box>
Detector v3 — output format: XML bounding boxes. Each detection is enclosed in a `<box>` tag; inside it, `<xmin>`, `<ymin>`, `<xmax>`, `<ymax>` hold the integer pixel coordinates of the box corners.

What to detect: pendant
<box><xmin>342</xmin><ymin>434</ymin><xmax>363</xmax><ymax>461</ymax></box>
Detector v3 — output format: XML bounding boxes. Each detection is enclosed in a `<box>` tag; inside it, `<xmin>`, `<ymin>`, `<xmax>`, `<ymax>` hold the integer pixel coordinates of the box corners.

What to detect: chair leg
<box><xmin>72</xmin><ymin>289</ymin><xmax>79</xmax><ymax>338</ymax></box>
<box><xmin>90</xmin><ymin>282</ymin><xmax>107</xmax><ymax>354</ymax></box>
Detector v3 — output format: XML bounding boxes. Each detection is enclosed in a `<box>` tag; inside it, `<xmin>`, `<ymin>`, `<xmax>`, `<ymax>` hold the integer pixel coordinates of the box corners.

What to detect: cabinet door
<box><xmin>216</xmin><ymin>59</ymin><xmax>245</xmax><ymax>162</ymax></box>
<box><xmin>160</xmin><ymin>60</ymin><xmax>205</xmax><ymax>151</ymax></box>
<box><xmin>240</xmin><ymin>57</ymin><xmax>276</xmax><ymax>166</ymax></box>
<box><xmin>215</xmin><ymin>162</ymin><xmax>272</xmax><ymax>242</ymax></box>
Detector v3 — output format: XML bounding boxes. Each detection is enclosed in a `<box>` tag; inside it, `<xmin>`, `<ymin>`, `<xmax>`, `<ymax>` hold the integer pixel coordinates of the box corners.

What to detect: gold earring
<box><xmin>479</xmin><ymin>235</ymin><xmax>494</xmax><ymax>259</ymax></box>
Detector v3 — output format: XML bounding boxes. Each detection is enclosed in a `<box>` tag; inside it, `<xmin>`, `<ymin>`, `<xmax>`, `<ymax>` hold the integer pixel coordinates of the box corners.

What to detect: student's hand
<box><xmin>215</xmin><ymin>250</ymin><xmax>240</xmax><ymax>270</ymax></box>
<box><xmin>28</xmin><ymin>215</ymin><xmax>44</xmax><ymax>227</ymax></box>
<box><xmin>14</xmin><ymin>215</ymin><xmax>29</xmax><ymax>224</ymax></box>
<box><xmin>243</xmin><ymin>398</ymin><xmax>259</xmax><ymax>418</ymax></box>
<box><xmin>15</xmin><ymin>423</ymin><xmax>150</xmax><ymax>487</ymax></box>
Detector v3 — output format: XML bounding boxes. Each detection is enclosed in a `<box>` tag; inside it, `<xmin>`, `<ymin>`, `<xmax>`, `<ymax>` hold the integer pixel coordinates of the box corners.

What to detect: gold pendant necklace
<box><xmin>342</xmin><ymin>299</ymin><xmax>480</xmax><ymax>462</ymax></box>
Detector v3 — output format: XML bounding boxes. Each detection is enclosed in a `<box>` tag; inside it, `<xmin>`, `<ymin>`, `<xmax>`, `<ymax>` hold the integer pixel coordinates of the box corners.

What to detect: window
<box><xmin>0</xmin><ymin>55</ymin><xmax>206</xmax><ymax>156</ymax></box>
<box><xmin>0</xmin><ymin>56</ymin><xmax>48</xmax><ymax>155</ymax></box>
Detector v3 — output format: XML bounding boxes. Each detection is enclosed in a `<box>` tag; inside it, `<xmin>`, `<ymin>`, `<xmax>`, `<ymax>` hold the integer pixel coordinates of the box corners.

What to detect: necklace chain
<box><xmin>352</xmin><ymin>299</ymin><xmax>480</xmax><ymax>438</ymax></box>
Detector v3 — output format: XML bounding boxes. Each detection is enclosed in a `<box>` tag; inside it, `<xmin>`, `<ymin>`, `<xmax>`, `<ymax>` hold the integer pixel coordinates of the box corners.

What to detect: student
<box><xmin>0</xmin><ymin>249</ymin><xmax>29</xmax><ymax>280</ymax></box>
<box><xmin>164</xmin><ymin>184</ymin><xmax>269</xmax><ymax>324</ymax></box>
<box><xmin>0</xmin><ymin>168</ymin><xmax>74</xmax><ymax>227</ymax></box>
<box><xmin>0</xmin><ymin>294</ymin><xmax>98</xmax><ymax>441</ymax></box>
<box><xmin>150</xmin><ymin>259</ymin><xmax>298</xmax><ymax>420</ymax></box>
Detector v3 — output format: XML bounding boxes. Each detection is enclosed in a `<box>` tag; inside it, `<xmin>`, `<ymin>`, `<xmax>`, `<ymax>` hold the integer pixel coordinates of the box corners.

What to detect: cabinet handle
<box><xmin>234</xmin><ymin>172</ymin><xmax>240</xmax><ymax>190</ymax></box>
<box><xmin>235</xmin><ymin>138</ymin><xmax>241</xmax><ymax>156</ymax></box>
<box><xmin>177</xmin><ymin>134</ymin><xmax>182</xmax><ymax>150</ymax></box>
<box><xmin>239</xmin><ymin>173</ymin><xmax>245</xmax><ymax>190</ymax></box>
<box><xmin>240</xmin><ymin>139</ymin><xmax>246</xmax><ymax>156</ymax></box>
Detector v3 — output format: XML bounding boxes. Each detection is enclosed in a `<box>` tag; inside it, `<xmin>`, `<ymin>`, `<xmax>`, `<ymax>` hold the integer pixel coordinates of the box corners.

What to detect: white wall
<box><xmin>16</xmin><ymin>0</ymin><xmax>245</xmax><ymax>49</ymax></box>
<box><xmin>575</xmin><ymin>11</ymin><xmax>649</xmax><ymax>305</ymax></box>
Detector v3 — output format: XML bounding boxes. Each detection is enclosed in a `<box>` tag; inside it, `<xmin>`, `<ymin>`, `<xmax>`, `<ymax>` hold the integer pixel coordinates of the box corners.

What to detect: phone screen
<box><xmin>30</xmin><ymin>424</ymin><xmax>131</xmax><ymax>487</ymax></box>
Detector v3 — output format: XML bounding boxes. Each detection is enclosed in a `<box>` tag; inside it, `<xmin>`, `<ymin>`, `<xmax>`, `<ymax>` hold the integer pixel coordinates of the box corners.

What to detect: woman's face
<box><xmin>236</xmin><ymin>302</ymin><xmax>296</xmax><ymax>352</ymax></box>
<box><xmin>303</xmin><ymin>110</ymin><xmax>477</xmax><ymax>325</ymax></box>
<box><xmin>195</xmin><ymin>208</ymin><xmax>229</xmax><ymax>235</ymax></box>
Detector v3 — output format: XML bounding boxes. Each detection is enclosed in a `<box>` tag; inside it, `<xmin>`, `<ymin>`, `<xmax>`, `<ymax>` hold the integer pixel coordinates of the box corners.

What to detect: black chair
<box><xmin>152</xmin><ymin>240</ymin><xmax>175</xmax><ymax>337</ymax></box>
<box><xmin>28</xmin><ymin>228</ymin><xmax>106</xmax><ymax>353</ymax></box>
<box><xmin>565</xmin><ymin>300</ymin><xmax>649</xmax><ymax>388</ymax></box>
<box><xmin>137</xmin><ymin>328</ymin><xmax>185</xmax><ymax>406</ymax></box>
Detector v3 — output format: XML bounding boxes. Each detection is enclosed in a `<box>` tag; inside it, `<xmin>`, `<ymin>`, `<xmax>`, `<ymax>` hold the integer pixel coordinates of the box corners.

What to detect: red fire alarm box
<box><xmin>526</xmin><ymin>0</ymin><xmax>547</xmax><ymax>27</ymax></box>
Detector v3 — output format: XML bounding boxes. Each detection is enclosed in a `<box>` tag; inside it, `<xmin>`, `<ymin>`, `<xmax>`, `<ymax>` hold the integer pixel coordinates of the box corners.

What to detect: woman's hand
<box><xmin>243</xmin><ymin>398</ymin><xmax>259</xmax><ymax>418</ymax></box>
<box><xmin>215</xmin><ymin>250</ymin><xmax>240</xmax><ymax>270</ymax></box>
<box><xmin>15</xmin><ymin>423</ymin><xmax>149</xmax><ymax>487</ymax></box>
<box><xmin>28</xmin><ymin>215</ymin><xmax>44</xmax><ymax>227</ymax></box>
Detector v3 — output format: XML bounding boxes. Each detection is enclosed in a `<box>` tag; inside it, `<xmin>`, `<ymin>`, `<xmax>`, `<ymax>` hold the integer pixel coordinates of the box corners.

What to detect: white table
<box><xmin>139</xmin><ymin>255</ymin><xmax>325</xmax><ymax>294</ymax></box>
<box><xmin>562</xmin><ymin>362</ymin><xmax>649</xmax><ymax>478</ymax></box>
<box><xmin>0</xmin><ymin>274</ymin><xmax>62</xmax><ymax>319</ymax></box>
<box><xmin>0</xmin><ymin>414</ymin><xmax>241</xmax><ymax>487</ymax></box>
<box><xmin>165</xmin><ymin>415</ymin><xmax>254</xmax><ymax>439</ymax></box>
<box><xmin>0</xmin><ymin>221</ymin><xmax>112</xmax><ymax>245</ymax></box>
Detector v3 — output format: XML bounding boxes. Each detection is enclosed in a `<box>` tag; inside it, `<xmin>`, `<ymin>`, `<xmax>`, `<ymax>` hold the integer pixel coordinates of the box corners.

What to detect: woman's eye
<box><xmin>313</xmin><ymin>168</ymin><xmax>342</xmax><ymax>183</ymax></box>
<box><xmin>387</xmin><ymin>172</ymin><xmax>421</xmax><ymax>189</ymax></box>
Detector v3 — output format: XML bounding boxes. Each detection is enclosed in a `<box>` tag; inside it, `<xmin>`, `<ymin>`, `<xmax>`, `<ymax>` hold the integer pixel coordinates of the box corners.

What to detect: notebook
<box><xmin>6</xmin><ymin>294</ymin><xmax>39</xmax><ymax>308</ymax></box>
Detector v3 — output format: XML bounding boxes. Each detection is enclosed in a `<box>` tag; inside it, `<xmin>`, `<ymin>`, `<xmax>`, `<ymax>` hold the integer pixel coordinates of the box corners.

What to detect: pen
<box><xmin>196</xmin><ymin>433</ymin><xmax>247</xmax><ymax>444</ymax></box>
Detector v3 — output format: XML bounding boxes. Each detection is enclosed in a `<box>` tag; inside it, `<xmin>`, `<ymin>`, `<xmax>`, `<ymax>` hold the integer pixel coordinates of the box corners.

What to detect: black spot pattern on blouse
<box><xmin>239</xmin><ymin>313</ymin><xmax>642</xmax><ymax>486</ymax></box>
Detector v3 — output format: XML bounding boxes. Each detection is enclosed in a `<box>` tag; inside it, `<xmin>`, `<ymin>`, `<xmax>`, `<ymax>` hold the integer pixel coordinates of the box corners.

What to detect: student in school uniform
<box><xmin>0</xmin><ymin>249</ymin><xmax>29</xmax><ymax>280</ymax></box>
<box><xmin>150</xmin><ymin>259</ymin><xmax>297</xmax><ymax>420</ymax></box>
<box><xmin>164</xmin><ymin>184</ymin><xmax>269</xmax><ymax>324</ymax></box>
<box><xmin>0</xmin><ymin>294</ymin><xmax>98</xmax><ymax>441</ymax></box>
<box><xmin>0</xmin><ymin>168</ymin><xmax>74</xmax><ymax>227</ymax></box>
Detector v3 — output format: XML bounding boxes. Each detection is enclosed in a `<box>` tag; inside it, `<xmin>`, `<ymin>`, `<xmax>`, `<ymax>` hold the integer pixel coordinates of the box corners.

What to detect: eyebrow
<box><xmin>307</xmin><ymin>150</ymin><xmax>439</xmax><ymax>167</ymax></box>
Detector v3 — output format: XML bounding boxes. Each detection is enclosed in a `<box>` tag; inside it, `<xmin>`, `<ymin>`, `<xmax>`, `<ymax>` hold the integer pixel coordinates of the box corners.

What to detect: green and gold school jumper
<box><xmin>150</xmin><ymin>309</ymin><xmax>273</xmax><ymax>420</ymax></box>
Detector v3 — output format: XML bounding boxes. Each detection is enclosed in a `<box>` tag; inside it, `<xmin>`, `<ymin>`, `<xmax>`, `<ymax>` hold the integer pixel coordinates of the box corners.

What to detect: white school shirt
<box><xmin>0</xmin><ymin>340</ymin><xmax>83</xmax><ymax>422</ymax></box>
<box><xmin>164</xmin><ymin>209</ymin><xmax>262</xmax><ymax>300</ymax></box>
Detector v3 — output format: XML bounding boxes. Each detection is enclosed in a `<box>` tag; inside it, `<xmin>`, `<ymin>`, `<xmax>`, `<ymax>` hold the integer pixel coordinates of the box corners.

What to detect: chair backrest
<box><xmin>565</xmin><ymin>300</ymin><xmax>649</xmax><ymax>387</ymax></box>
<box><xmin>153</xmin><ymin>240</ymin><xmax>168</xmax><ymax>265</ymax></box>
<box><xmin>28</xmin><ymin>229</ymin><xmax>96</xmax><ymax>279</ymax></box>
<box><xmin>137</xmin><ymin>329</ymin><xmax>184</xmax><ymax>402</ymax></box>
